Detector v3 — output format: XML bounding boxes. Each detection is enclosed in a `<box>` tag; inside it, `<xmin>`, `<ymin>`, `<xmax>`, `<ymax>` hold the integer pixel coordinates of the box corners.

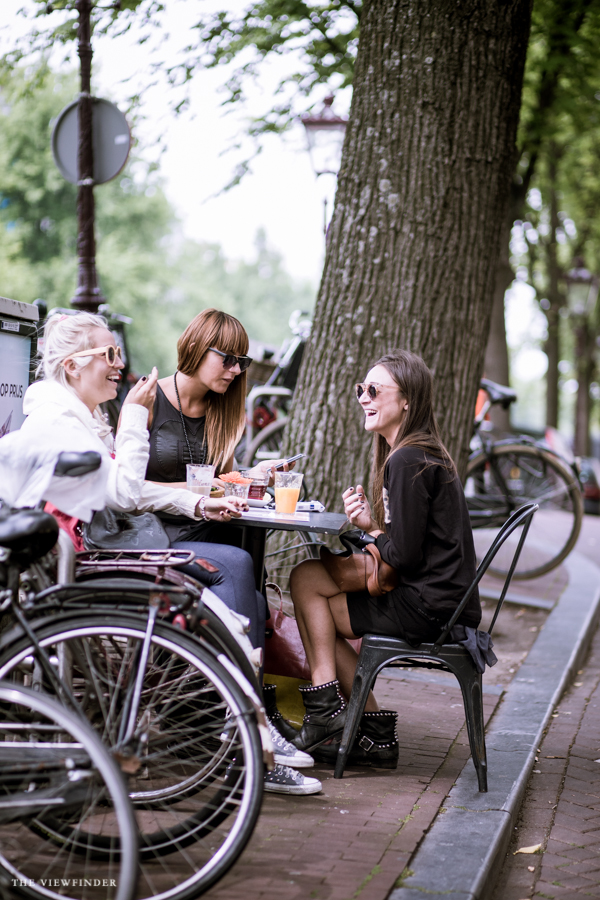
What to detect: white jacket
<box><xmin>0</xmin><ymin>380</ymin><xmax>200</xmax><ymax>522</ymax></box>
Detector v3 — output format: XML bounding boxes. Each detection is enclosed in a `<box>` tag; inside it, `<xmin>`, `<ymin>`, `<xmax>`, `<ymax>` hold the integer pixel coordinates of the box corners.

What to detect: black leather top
<box><xmin>146</xmin><ymin>385</ymin><xmax>206</xmax><ymax>483</ymax></box>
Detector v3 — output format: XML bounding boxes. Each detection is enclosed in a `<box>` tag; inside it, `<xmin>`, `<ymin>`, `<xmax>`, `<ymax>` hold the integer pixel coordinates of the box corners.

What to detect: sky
<box><xmin>0</xmin><ymin>0</ymin><xmax>346</xmax><ymax>287</ymax></box>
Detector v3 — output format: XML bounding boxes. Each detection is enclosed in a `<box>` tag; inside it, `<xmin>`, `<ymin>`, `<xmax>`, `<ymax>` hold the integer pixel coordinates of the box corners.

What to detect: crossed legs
<box><xmin>290</xmin><ymin>558</ymin><xmax>379</xmax><ymax>712</ymax></box>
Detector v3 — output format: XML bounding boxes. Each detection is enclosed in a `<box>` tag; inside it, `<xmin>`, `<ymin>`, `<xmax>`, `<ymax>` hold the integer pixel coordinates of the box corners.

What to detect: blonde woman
<box><xmin>16</xmin><ymin>310</ymin><xmax>319</xmax><ymax>795</ymax></box>
<box><xmin>21</xmin><ymin>312</ymin><xmax>247</xmax><ymax>532</ymax></box>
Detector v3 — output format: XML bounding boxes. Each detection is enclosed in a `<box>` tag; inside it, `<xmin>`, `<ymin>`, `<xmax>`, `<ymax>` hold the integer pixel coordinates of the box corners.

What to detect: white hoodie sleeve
<box><xmin>135</xmin><ymin>482</ymin><xmax>201</xmax><ymax>519</ymax></box>
<box><xmin>105</xmin><ymin>404</ymin><xmax>152</xmax><ymax>511</ymax></box>
<box><xmin>110</xmin><ymin>405</ymin><xmax>200</xmax><ymax>519</ymax></box>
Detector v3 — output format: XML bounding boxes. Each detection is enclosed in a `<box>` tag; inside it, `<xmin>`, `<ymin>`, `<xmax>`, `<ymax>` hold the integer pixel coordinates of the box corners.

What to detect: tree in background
<box><xmin>0</xmin><ymin>65</ymin><xmax>314</xmax><ymax>375</ymax></box>
<box><xmin>3</xmin><ymin>0</ymin><xmax>533</xmax><ymax>494</ymax></box>
<box><xmin>513</xmin><ymin>116</ymin><xmax>600</xmax><ymax>456</ymax></box>
<box><xmin>283</xmin><ymin>0</ymin><xmax>531</xmax><ymax>506</ymax></box>
<box><xmin>484</xmin><ymin>0</ymin><xmax>600</xmax><ymax>432</ymax></box>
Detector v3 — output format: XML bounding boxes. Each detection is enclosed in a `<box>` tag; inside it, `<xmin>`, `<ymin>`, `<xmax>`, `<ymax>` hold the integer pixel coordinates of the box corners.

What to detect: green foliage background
<box><xmin>0</xmin><ymin>65</ymin><xmax>315</xmax><ymax>376</ymax></box>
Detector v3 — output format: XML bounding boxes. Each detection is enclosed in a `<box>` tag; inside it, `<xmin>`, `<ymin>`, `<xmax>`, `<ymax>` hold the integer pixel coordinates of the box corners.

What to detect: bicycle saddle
<box><xmin>0</xmin><ymin>507</ymin><xmax>59</xmax><ymax>565</ymax></box>
<box><xmin>53</xmin><ymin>450</ymin><xmax>102</xmax><ymax>477</ymax></box>
<box><xmin>480</xmin><ymin>378</ymin><xmax>517</xmax><ymax>409</ymax></box>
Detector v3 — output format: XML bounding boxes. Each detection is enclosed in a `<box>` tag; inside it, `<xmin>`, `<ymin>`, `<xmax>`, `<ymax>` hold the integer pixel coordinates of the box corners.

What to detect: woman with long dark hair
<box><xmin>289</xmin><ymin>350</ymin><xmax>481</xmax><ymax>766</ymax></box>
<box><xmin>144</xmin><ymin>308</ymin><xmax>321</xmax><ymax>794</ymax></box>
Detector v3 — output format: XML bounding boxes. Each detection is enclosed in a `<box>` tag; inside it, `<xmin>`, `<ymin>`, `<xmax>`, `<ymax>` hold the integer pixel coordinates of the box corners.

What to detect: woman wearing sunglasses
<box><xmin>288</xmin><ymin>350</ymin><xmax>481</xmax><ymax>766</ymax></box>
<box><xmin>142</xmin><ymin>308</ymin><xmax>321</xmax><ymax>794</ymax></box>
<box><xmin>141</xmin><ymin>309</ymin><xmax>272</xmax><ymax>636</ymax></box>
<box><xmin>20</xmin><ymin>310</ymin><xmax>320</xmax><ymax>794</ymax></box>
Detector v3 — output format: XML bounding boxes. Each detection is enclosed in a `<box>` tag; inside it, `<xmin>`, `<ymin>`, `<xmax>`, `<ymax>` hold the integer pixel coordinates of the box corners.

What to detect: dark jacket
<box><xmin>374</xmin><ymin>446</ymin><xmax>481</xmax><ymax>627</ymax></box>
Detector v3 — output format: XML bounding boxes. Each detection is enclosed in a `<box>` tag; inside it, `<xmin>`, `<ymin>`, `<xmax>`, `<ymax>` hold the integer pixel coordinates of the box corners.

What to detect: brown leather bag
<box><xmin>320</xmin><ymin>533</ymin><xmax>398</xmax><ymax>597</ymax></box>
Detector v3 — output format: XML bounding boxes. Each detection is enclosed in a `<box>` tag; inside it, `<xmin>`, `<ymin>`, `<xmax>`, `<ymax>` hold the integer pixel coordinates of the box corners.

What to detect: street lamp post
<box><xmin>71</xmin><ymin>0</ymin><xmax>106</xmax><ymax>312</ymax></box>
<box><xmin>301</xmin><ymin>97</ymin><xmax>348</xmax><ymax>235</ymax></box>
<box><xmin>565</xmin><ymin>259</ymin><xmax>599</xmax><ymax>457</ymax></box>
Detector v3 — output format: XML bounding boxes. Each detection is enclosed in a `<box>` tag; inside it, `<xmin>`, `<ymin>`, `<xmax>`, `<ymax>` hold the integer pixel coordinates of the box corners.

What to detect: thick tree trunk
<box><xmin>285</xmin><ymin>0</ymin><xmax>532</xmax><ymax>508</ymax></box>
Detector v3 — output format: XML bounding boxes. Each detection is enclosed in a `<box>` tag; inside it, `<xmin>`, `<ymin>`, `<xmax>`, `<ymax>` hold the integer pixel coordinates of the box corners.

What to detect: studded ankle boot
<box><xmin>262</xmin><ymin>682</ymin><xmax>299</xmax><ymax>742</ymax></box>
<box><xmin>350</xmin><ymin>709</ymin><xmax>399</xmax><ymax>768</ymax></box>
<box><xmin>292</xmin><ymin>680</ymin><xmax>347</xmax><ymax>752</ymax></box>
<box><xmin>313</xmin><ymin>708</ymin><xmax>399</xmax><ymax>768</ymax></box>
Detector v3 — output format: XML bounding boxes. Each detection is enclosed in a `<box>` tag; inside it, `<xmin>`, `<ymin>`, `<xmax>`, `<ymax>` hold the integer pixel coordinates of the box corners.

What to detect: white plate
<box><xmin>247</xmin><ymin>497</ymin><xmax>272</xmax><ymax>508</ymax></box>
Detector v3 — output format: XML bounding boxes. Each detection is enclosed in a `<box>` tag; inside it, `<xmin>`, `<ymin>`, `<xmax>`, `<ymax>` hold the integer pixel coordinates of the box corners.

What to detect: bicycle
<box><xmin>465</xmin><ymin>378</ymin><xmax>583</xmax><ymax>579</ymax></box>
<box><xmin>0</xmin><ymin>465</ymin><xmax>266</xmax><ymax>900</ymax></box>
<box><xmin>0</xmin><ymin>681</ymin><xmax>138</xmax><ymax>900</ymax></box>
<box><xmin>241</xmin><ymin>310</ymin><xmax>311</xmax><ymax>467</ymax></box>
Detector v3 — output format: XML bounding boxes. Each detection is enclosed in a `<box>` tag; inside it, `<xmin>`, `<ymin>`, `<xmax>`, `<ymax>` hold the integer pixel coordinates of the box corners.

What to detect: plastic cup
<box><xmin>274</xmin><ymin>472</ymin><xmax>304</xmax><ymax>514</ymax></box>
<box><xmin>223</xmin><ymin>482</ymin><xmax>251</xmax><ymax>500</ymax></box>
<box><xmin>239</xmin><ymin>468</ymin><xmax>270</xmax><ymax>501</ymax></box>
<box><xmin>186</xmin><ymin>464</ymin><xmax>215</xmax><ymax>497</ymax></box>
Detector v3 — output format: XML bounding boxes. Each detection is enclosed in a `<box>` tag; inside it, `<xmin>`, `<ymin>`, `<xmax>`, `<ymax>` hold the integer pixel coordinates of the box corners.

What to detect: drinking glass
<box><xmin>239</xmin><ymin>468</ymin><xmax>270</xmax><ymax>501</ymax></box>
<box><xmin>186</xmin><ymin>464</ymin><xmax>215</xmax><ymax>497</ymax></box>
<box><xmin>223</xmin><ymin>482</ymin><xmax>251</xmax><ymax>500</ymax></box>
<box><xmin>274</xmin><ymin>472</ymin><xmax>304</xmax><ymax>514</ymax></box>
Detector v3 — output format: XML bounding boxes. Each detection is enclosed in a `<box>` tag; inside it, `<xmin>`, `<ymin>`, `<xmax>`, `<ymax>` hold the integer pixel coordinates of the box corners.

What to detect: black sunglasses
<box><xmin>209</xmin><ymin>347</ymin><xmax>253</xmax><ymax>372</ymax></box>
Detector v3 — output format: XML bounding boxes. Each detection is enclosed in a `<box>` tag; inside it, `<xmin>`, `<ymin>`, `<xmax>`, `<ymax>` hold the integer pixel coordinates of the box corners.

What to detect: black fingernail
<box><xmin>141</xmin><ymin>376</ymin><xmax>147</xmax><ymax>382</ymax></box>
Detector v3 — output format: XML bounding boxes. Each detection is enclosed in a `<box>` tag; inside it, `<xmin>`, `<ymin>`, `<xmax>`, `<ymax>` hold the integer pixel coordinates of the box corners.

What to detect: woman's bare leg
<box><xmin>291</xmin><ymin>559</ymin><xmax>379</xmax><ymax>712</ymax></box>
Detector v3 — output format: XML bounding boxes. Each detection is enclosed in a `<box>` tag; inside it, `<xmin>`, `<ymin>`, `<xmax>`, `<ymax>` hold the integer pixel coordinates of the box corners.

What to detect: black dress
<box><xmin>346</xmin><ymin>446</ymin><xmax>481</xmax><ymax>646</ymax></box>
<box><xmin>144</xmin><ymin>383</ymin><xmax>263</xmax><ymax>649</ymax></box>
<box><xmin>146</xmin><ymin>384</ymin><xmax>241</xmax><ymax>546</ymax></box>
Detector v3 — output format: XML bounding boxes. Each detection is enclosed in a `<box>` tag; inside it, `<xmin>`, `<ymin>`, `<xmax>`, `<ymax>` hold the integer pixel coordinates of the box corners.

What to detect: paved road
<box><xmin>204</xmin><ymin>671</ymin><xmax>501</xmax><ymax>900</ymax></box>
<box><xmin>491</xmin><ymin>513</ymin><xmax>600</xmax><ymax>900</ymax></box>
<box><xmin>203</xmin><ymin>513</ymin><xmax>600</xmax><ymax>900</ymax></box>
<box><xmin>492</xmin><ymin>617</ymin><xmax>600</xmax><ymax>900</ymax></box>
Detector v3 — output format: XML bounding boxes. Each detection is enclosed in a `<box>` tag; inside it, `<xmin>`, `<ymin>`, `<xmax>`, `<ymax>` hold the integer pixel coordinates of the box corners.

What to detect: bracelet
<box><xmin>197</xmin><ymin>495</ymin><xmax>208</xmax><ymax>521</ymax></box>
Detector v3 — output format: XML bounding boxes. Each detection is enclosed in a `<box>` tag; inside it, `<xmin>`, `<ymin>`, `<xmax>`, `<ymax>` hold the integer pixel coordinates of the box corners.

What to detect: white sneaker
<box><xmin>263</xmin><ymin>764</ymin><xmax>322</xmax><ymax>795</ymax></box>
<box><xmin>268</xmin><ymin>720</ymin><xmax>314</xmax><ymax>768</ymax></box>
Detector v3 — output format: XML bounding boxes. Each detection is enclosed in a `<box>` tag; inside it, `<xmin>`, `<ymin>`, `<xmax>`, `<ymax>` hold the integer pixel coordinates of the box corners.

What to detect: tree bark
<box><xmin>285</xmin><ymin>0</ymin><xmax>532</xmax><ymax>508</ymax></box>
<box><xmin>574</xmin><ymin>320</ymin><xmax>593</xmax><ymax>457</ymax></box>
<box><xmin>544</xmin><ymin>162</ymin><xmax>564</xmax><ymax>429</ymax></box>
<box><xmin>483</xmin><ymin>216</ymin><xmax>513</xmax><ymax>433</ymax></box>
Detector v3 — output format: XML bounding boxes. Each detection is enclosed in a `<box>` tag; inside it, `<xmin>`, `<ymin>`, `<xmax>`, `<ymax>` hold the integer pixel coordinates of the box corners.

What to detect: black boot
<box><xmin>292</xmin><ymin>680</ymin><xmax>347</xmax><ymax>752</ymax></box>
<box><xmin>313</xmin><ymin>709</ymin><xmax>399</xmax><ymax>768</ymax></box>
<box><xmin>262</xmin><ymin>683</ymin><xmax>299</xmax><ymax>743</ymax></box>
<box><xmin>350</xmin><ymin>709</ymin><xmax>399</xmax><ymax>768</ymax></box>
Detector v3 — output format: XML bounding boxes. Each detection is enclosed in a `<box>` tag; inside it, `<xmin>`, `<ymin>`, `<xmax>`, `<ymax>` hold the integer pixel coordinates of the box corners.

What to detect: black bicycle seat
<box><xmin>53</xmin><ymin>451</ymin><xmax>102</xmax><ymax>478</ymax></box>
<box><xmin>480</xmin><ymin>378</ymin><xmax>517</xmax><ymax>409</ymax></box>
<box><xmin>0</xmin><ymin>508</ymin><xmax>59</xmax><ymax>566</ymax></box>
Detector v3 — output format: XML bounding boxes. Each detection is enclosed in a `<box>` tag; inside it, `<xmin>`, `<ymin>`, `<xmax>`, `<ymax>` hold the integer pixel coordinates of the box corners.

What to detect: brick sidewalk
<box><xmin>492</xmin><ymin>621</ymin><xmax>600</xmax><ymax>900</ymax></box>
<box><xmin>204</xmin><ymin>671</ymin><xmax>501</xmax><ymax>900</ymax></box>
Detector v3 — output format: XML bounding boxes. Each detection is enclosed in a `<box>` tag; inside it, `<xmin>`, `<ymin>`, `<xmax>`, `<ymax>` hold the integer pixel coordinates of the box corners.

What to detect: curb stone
<box><xmin>389</xmin><ymin>549</ymin><xmax>600</xmax><ymax>900</ymax></box>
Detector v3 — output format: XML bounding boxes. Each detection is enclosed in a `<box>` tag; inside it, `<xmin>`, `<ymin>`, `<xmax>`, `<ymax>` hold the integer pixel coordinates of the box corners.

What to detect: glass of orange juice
<box><xmin>274</xmin><ymin>471</ymin><xmax>304</xmax><ymax>514</ymax></box>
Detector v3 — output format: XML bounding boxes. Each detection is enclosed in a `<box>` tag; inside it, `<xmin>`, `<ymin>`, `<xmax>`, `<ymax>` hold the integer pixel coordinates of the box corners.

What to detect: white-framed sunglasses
<box><xmin>62</xmin><ymin>345</ymin><xmax>123</xmax><ymax>367</ymax></box>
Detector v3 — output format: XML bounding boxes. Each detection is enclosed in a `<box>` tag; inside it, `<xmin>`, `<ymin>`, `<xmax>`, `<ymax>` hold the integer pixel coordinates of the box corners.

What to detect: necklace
<box><xmin>173</xmin><ymin>372</ymin><xmax>207</xmax><ymax>466</ymax></box>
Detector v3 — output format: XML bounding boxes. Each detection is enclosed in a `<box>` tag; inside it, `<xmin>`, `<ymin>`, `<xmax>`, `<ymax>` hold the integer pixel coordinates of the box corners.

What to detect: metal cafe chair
<box><xmin>333</xmin><ymin>502</ymin><xmax>539</xmax><ymax>792</ymax></box>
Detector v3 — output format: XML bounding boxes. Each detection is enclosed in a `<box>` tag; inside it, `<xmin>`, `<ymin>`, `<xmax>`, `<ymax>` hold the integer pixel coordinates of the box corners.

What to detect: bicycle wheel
<box><xmin>0</xmin><ymin>613</ymin><xmax>263</xmax><ymax>900</ymax></box>
<box><xmin>241</xmin><ymin>417</ymin><xmax>288</xmax><ymax>467</ymax></box>
<box><xmin>0</xmin><ymin>683</ymin><xmax>138</xmax><ymax>900</ymax></box>
<box><xmin>465</xmin><ymin>443</ymin><xmax>583</xmax><ymax>579</ymax></box>
<box><xmin>265</xmin><ymin>529</ymin><xmax>322</xmax><ymax>604</ymax></box>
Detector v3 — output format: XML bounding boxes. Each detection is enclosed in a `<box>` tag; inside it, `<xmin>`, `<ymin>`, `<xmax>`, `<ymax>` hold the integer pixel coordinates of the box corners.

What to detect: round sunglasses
<box><xmin>355</xmin><ymin>382</ymin><xmax>396</xmax><ymax>401</ymax></box>
<box><xmin>62</xmin><ymin>345</ymin><xmax>123</xmax><ymax>366</ymax></box>
<box><xmin>209</xmin><ymin>347</ymin><xmax>253</xmax><ymax>372</ymax></box>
